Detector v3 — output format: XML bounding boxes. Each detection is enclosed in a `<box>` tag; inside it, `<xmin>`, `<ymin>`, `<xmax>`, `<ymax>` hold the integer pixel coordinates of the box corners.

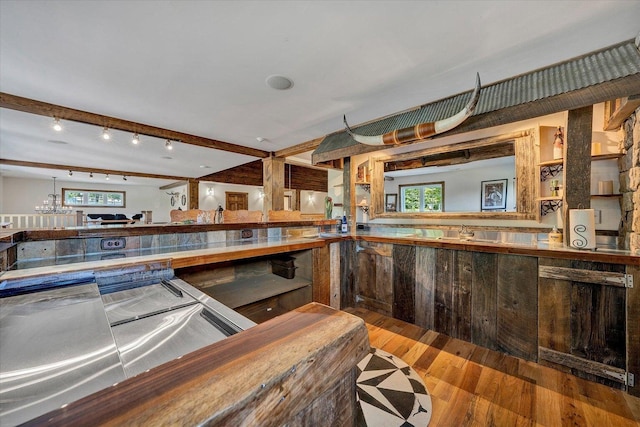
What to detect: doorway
<box><xmin>225</xmin><ymin>192</ymin><xmax>248</xmax><ymax>210</ymax></box>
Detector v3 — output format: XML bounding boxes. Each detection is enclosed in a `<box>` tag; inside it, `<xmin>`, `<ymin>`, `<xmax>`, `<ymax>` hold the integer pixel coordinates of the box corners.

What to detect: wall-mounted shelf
<box><xmin>538</xmin><ymin>159</ymin><xmax>564</xmax><ymax>167</ymax></box>
<box><xmin>591</xmin><ymin>194</ymin><xmax>621</xmax><ymax>198</ymax></box>
<box><xmin>592</xmin><ymin>153</ymin><xmax>623</xmax><ymax>161</ymax></box>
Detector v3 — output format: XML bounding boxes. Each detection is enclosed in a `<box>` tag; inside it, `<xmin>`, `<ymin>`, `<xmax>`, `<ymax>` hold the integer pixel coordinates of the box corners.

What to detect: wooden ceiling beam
<box><xmin>0</xmin><ymin>158</ymin><xmax>191</xmax><ymax>182</ymax></box>
<box><xmin>0</xmin><ymin>92</ymin><xmax>271</xmax><ymax>159</ymax></box>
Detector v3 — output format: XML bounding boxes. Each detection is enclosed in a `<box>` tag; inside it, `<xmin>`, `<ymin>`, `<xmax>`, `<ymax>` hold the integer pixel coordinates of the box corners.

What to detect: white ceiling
<box><xmin>1</xmin><ymin>1</ymin><xmax>639</xmax><ymax>187</ymax></box>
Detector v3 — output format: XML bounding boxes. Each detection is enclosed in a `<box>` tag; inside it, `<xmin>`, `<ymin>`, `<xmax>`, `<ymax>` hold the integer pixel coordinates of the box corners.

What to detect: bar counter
<box><xmin>19</xmin><ymin>303</ymin><xmax>370</xmax><ymax>426</ymax></box>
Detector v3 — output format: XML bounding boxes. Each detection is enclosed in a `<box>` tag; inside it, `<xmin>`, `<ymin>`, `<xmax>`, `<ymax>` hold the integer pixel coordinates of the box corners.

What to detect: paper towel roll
<box><xmin>569</xmin><ymin>209</ymin><xmax>596</xmax><ymax>249</ymax></box>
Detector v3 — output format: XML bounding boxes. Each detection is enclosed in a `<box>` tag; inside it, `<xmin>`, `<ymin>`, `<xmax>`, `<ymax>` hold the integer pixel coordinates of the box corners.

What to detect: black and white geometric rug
<box><xmin>356</xmin><ymin>348</ymin><xmax>432</xmax><ymax>427</ymax></box>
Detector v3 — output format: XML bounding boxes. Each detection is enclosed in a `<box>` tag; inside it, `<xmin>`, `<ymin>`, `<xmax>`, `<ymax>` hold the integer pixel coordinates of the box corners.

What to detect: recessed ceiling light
<box><xmin>256</xmin><ymin>137</ymin><xmax>270</xmax><ymax>143</ymax></box>
<box><xmin>266</xmin><ymin>75</ymin><xmax>294</xmax><ymax>90</ymax></box>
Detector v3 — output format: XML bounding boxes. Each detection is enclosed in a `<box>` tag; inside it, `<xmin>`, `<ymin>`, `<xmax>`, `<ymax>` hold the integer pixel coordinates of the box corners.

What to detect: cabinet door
<box><xmin>538</xmin><ymin>258</ymin><xmax>627</xmax><ymax>389</ymax></box>
<box><xmin>355</xmin><ymin>241</ymin><xmax>393</xmax><ymax>316</ymax></box>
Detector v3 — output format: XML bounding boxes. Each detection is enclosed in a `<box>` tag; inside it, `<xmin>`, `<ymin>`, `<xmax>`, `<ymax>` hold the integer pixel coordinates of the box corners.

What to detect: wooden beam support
<box><xmin>262</xmin><ymin>156</ymin><xmax>285</xmax><ymax>216</ymax></box>
<box><xmin>188</xmin><ymin>179</ymin><xmax>199</xmax><ymax>210</ymax></box>
<box><xmin>563</xmin><ymin>106</ymin><xmax>593</xmax><ymax>246</ymax></box>
<box><xmin>603</xmin><ymin>94</ymin><xmax>640</xmax><ymax>131</ymax></box>
<box><xmin>0</xmin><ymin>92</ymin><xmax>270</xmax><ymax>159</ymax></box>
<box><xmin>0</xmin><ymin>158</ymin><xmax>190</xmax><ymax>182</ymax></box>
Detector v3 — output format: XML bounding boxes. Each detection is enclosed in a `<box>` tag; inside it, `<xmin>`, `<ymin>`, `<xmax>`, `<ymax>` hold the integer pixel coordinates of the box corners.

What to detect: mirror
<box><xmin>370</xmin><ymin>130</ymin><xmax>537</xmax><ymax>220</ymax></box>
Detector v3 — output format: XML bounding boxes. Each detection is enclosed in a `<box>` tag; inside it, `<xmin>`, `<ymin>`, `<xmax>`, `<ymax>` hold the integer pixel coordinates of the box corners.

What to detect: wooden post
<box><xmin>563</xmin><ymin>106</ymin><xmax>593</xmax><ymax>246</ymax></box>
<box><xmin>188</xmin><ymin>179</ymin><xmax>199</xmax><ymax>210</ymax></box>
<box><xmin>343</xmin><ymin>157</ymin><xmax>352</xmax><ymax>224</ymax></box>
<box><xmin>262</xmin><ymin>156</ymin><xmax>285</xmax><ymax>218</ymax></box>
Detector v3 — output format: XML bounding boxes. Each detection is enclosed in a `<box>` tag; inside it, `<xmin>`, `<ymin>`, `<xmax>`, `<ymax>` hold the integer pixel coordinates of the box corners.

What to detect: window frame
<box><xmin>398</xmin><ymin>181</ymin><xmax>445</xmax><ymax>213</ymax></box>
<box><xmin>62</xmin><ymin>188</ymin><xmax>126</xmax><ymax>208</ymax></box>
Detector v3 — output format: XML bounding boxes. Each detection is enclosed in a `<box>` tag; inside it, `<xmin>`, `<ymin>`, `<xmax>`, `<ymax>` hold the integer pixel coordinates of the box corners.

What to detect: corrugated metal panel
<box><xmin>315</xmin><ymin>40</ymin><xmax>640</xmax><ymax>156</ymax></box>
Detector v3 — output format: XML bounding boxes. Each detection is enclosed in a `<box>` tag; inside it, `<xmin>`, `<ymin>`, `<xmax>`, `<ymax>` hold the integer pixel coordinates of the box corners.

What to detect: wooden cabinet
<box><xmin>353</xmin><ymin>242</ymin><xmax>539</xmax><ymax>361</ymax></box>
<box><xmin>176</xmin><ymin>249</ymin><xmax>314</xmax><ymax>323</ymax></box>
<box><xmin>348</xmin><ymin>238</ymin><xmax>639</xmax><ymax>395</ymax></box>
<box><xmin>413</xmin><ymin>247</ymin><xmax>538</xmax><ymax>361</ymax></box>
<box><xmin>538</xmin><ymin>258</ymin><xmax>631</xmax><ymax>390</ymax></box>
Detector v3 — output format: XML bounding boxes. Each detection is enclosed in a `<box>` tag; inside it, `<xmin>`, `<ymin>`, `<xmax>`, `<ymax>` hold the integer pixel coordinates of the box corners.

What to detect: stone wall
<box><xmin>619</xmin><ymin>106</ymin><xmax>640</xmax><ymax>252</ymax></box>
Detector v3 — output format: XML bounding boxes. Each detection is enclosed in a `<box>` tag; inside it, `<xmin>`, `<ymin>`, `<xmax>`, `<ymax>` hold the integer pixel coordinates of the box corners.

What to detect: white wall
<box><xmin>1</xmin><ymin>177</ymin><xmax>175</xmax><ymax>223</ymax></box>
<box><xmin>300</xmin><ymin>190</ymin><xmax>328</xmax><ymax>214</ymax></box>
<box><xmin>198</xmin><ymin>181</ymin><xmax>264</xmax><ymax>212</ymax></box>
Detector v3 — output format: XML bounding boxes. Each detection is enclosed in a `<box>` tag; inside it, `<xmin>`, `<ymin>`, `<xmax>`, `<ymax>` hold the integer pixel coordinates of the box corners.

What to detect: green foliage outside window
<box><xmin>400</xmin><ymin>182</ymin><xmax>444</xmax><ymax>213</ymax></box>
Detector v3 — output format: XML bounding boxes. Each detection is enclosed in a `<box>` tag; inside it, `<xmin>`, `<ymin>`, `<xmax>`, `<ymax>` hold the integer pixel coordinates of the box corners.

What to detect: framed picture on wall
<box><xmin>481</xmin><ymin>179</ymin><xmax>507</xmax><ymax>211</ymax></box>
<box><xmin>385</xmin><ymin>193</ymin><xmax>397</xmax><ymax>212</ymax></box>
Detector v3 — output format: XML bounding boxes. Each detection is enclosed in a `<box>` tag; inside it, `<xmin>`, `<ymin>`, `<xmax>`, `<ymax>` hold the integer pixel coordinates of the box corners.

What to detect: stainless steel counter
<box><xmin>0</xmin><ymin>283</ymin><xmax>125</xmax><ymax>426</ymax></box>
<box><xmin>0</xmin><ymin>270</ymin><xmax>255</xmax><ymax>426</ymax></box>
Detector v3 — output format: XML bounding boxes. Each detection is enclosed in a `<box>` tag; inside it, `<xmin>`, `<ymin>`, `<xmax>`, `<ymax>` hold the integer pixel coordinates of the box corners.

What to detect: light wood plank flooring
<box><xmin>345</xmin><ymin>307</ymin><xmax>640</xmax><ymax>427</ymax></box>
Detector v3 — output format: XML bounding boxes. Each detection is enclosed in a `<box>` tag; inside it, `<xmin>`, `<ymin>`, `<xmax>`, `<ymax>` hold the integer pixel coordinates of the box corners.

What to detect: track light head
<box><xmin>68</xmin><ymin>170</ymin><xmax>73</xmax><ymax>177</ymax></box>
<box><xmin>132</xmin><ymin>133</ymin><xmax>139</xmax><ymax>144</ymax></box>
<box><xmin>165</xmin><ymin>139</ymin><xmax>173</xmax><ymax>150</ymax></box>
<box><xmin>123</xmin><ymin>175</ymin><xmax>127</xmax><ymax>181</ymax></box>
<box><xmin>52</xmin><ymin>118</ymin><xmax>63</xmax><ymax>132</ymax></box>
<box><xmin>105</xmin><ymin>174</ymin><xmax>110</xmax><ymax>180</ymax></box>
<box><xmin>89</xmin><ymin>172</ymin><xmax>93</xmax><ymax>178</ymax></box>
<box><xmin>102</xmin><ymin>127</ymin><xmax>111</xmax><ymax>140</ymax></box>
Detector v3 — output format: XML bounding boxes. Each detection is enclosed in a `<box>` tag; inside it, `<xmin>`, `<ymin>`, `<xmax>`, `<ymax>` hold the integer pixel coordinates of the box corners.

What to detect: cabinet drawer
<box><xmin>236</xmin><ymin>285</ymin><xmax>312</xmax><ymax>323</ymax></box>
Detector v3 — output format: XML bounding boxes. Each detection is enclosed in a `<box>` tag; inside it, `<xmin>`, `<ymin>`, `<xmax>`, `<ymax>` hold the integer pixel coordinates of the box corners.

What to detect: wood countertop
<box><xmin>22</xmin><ymin>302</ymin><xmax>371</xmax><ymax>426</ymax></box>
<box><xmin>354</xmin><ymin>232</ymin><xmax>640</xmax><ymax>265</ymax></box>
<box><xmin>11</xmin><ymin>219</ymin><xmax>339</xmax><ymax>240</ymax></box>
<box><xmin>0</xmin><ymin>236</ymin><xmax>345</xmax><ymax>282</ymax></box>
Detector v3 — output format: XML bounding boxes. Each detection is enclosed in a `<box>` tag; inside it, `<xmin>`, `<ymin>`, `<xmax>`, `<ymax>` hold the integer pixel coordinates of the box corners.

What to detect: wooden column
<box><xmin>262</xmin><ymin>156</ymin><xmax>285</xmax><ymax>217</ymax></box>
<box><xmin>563</xmin><ymin>106</ymin><xmax>593</xmax><ymax>245</ymax></box>
<box><xmin>188</xmin><ymin>179</ymin><xmax>199</xmax><ymax>210</ymax></box>
<box><xmin>343</xmin><ymin>157</ymin><xmax>352</xmax><ymax>222</ymax></box>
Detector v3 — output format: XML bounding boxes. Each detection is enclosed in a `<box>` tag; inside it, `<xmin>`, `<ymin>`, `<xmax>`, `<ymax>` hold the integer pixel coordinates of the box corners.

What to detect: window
<box><xmin>399</xmin><ymin>182</ymin><xmax>444</xmax><ymax>212</ymax></box>
<box><xmin>62</xmin><ymin>188</ymin><xmax>126</xmax><ymax>208</ymax></box>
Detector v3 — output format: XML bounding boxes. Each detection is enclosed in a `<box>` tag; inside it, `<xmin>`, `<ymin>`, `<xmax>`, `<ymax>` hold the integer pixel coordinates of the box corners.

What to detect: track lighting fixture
<box><xmin>89</xmin><ymin>172</ymin><xmax>93</xmax><ymax>178</ymax></box>
<box><xmin>68</xmin><ymin>170</ymin><xmax>73</xmax><ymax>177</ymax></box>
<box><xmin>105</xmin><ymin>174</ymin><xmax>110</xmax><ymax>180</ymax></box>
<box><xmin>165</xmin><ymin>139</ymin><xmax>173</xmax><ymax>150</ymax></box>
<box><xmin>102</xmin><ymin>127</ymin><xmax>111</xmax><ymax>140</ymax></box>
<box><xmin>123</xmin><ymin>175</ymin><xmax>127</xmax><ymax>181</ymax></box>
<box><xmin>52</xmin><ymin>118</ymin><xmax>63</xmax><ymax>132</ymax></box>
<box><xmin>132</xmin><ymin>133</ymin><xmax>140</xmax><ymax>144</ymax></box>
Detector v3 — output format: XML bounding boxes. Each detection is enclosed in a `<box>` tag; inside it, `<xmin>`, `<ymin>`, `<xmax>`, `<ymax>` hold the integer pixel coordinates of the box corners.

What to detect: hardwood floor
<box><xmin>345</xmin><ymin>307</ymin><xmax>640</xmax><ymax>427</ymax></box>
